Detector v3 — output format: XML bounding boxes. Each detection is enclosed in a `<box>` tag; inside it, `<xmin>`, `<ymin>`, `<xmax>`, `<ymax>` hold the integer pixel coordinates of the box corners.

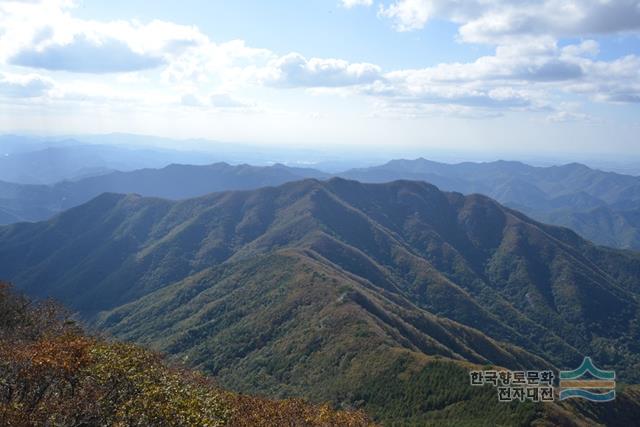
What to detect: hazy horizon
<box><xmin>4</xmin><ymin>131</ymin><xmax>640</xmax><ymax>176</ymax></box>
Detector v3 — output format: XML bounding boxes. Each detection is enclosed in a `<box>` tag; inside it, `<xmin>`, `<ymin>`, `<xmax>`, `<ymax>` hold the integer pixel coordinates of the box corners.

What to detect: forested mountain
<box><xmin>1</xmin><ymin>178</ymin><xmax>640</xmax><ymax>424</ymax></box>
<box><xmin>340</xmin><ymin>159</ymin><xmax>640</xmax><ymax>249</ymax></box>
<box><xmin>342</xmin><ymin>159</ymin><xmax>640</xmax><ymax>205</ymax></box>
<box><xmin>0</xmin><ymin>163</ymin><xmax>327</xmax><ymax>224</ymax></box>
<box><xmin>3</xmin><ymin>156</ymin><xmax>640</xmax><ymax>250</ymax></box>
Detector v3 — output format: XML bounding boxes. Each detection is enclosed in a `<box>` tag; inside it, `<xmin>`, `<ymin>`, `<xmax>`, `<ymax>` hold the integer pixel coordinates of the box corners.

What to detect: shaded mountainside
<box><xmin>541</xmin><ymin>206</ymin><xmax>640</xmax><ymax>250</ymax></box>
<box><xmin>340</xmin><ymin>158</ymin><xmax>640</xmax><ymax>249</ymax></box>
<box><xmin>0</xmin><ymin>180</ymin><xmax>65</xmax><ymax>223</ymax></box>
<box><xmin>2</xmin><ymin>178</ymin><xmax>640</xmax><ymax>424</ymax></box>
<box><xmin>0</xmin><ymin>162</ymin><xmax>326</xmax><ymax>224</ymax></box>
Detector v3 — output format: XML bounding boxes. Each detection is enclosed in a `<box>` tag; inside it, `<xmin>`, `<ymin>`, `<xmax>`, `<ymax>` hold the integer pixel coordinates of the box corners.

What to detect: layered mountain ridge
<box><xmin>3</xmin><ymin>156</ymin><xmax>640</xmax><ymax>252</ymax></box>
<box><xmin>1</xmin><ymin>179</ymin><xmax>639</xmax><ymax>387</ymax></box>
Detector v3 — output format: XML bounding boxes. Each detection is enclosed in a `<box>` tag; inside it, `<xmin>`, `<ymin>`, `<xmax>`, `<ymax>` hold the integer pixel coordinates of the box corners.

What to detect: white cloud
<box><xmin>363</xmin><ymin>77</ymin><xmax>540</xmax><ymax>110</ymax></box>
<box><xmin>378</xmin><ymin>0</ymin><xmax>640</xmax><ymax>42</ymax></box>
<box><xmin>180</xmin><ymin>93</ymin><xmax>205</xmax><ymax>107</ymax></box>
<box><xmin>561</xmin><ymin>40</ymin><xmax>600</xmax><ymax>57</ymax></box>
<box><xmin>209</xmin><ymin>93</ymin><xmax>248</xmax><ymax>108</ymax></box>
<box><xmin>370</xmin><ymin>100</ymin><xmax>504</xmax><ymax>119</ymax></box>
<box><xmin>565</xmin><ymin>54</ymin><xmax>640</xmax><ymax>103</ymax></box>
<box><xmin>383</xmin><ymin>38</ymin><xmax>585</xmax><ymax>84</ymax></box>
<box><xmin>378</xmin><ymin>0</ymin><xmax>433</xmax><ymax>32</ymax></box>
<box><xmin>341</xmin><ymin>0</ymin><xmax>373</xmax><ymax>8</ymax></box>
<box><xmin>162</xmin><ymin>39</ymin><xmax>273</xmax><ymax>86</ymax></box>
<box><xmin>181</xmin><ymin>92</ymin><xmax>258</xmax><ymax>112</ymax></box>
<box><xmin>358</xmin><ymin>39</ymin><xmax>565</xmax><ymax>112</ymax></box>
<box><xmin>10</xmin><ymin>34</ymin><xmax>166</xmax><ymax>73</ymax></box>
<box><xmin>0</xmin><ymin>0</ymin><xmax>206</xmax><ymax>73</ymax></box>
<box><xmin>0</xmin><ymin>72</ymin><xmax>53</xmax><ymax>97</ymax></box>
<box><xmin>546</xmin><ymin>110</ymin><xmax>593</xmax><ymax>123</ymax></box>
<box><xmin>261</xmin><ymin>53</ymin><xmax>382</xmax><ymax>88</ymax></box>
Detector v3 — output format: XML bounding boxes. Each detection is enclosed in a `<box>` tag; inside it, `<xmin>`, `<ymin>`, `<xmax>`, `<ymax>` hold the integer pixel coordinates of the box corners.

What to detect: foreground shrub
<box><xmin>0</xmin><ymin>282</ymin><xmax>372</xmax><ymax>426</ymax></box>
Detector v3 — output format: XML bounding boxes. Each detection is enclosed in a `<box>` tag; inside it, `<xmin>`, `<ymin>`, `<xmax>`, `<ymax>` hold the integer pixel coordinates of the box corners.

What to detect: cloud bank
<box><xmin>0</xmin><ymin>0</ymin><xmax>638</xmax><ymax>124</ymax></box>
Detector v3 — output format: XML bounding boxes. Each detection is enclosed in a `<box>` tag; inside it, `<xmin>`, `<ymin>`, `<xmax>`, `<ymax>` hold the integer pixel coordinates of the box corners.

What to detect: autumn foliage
<box><xmin>225</xmin><ymin>394</ymin><xmax>372</xmax><ymax>427</ymax></box>
<box><xmin>0</xmin><ymin>282</ymin><xmax>373</xmax><ymax>426</ymax></box>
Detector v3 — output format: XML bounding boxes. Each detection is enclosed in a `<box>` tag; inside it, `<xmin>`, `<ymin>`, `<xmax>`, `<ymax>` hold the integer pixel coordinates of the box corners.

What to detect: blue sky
<box><xmin>73</xmin><ymin>1</ymin><xmax>491</xmax><ymax>69</ymax></box>
<box><xmin>0</xmin><ymin>0</ymin><xmax>639</xmax><ymax>158</ymax></box>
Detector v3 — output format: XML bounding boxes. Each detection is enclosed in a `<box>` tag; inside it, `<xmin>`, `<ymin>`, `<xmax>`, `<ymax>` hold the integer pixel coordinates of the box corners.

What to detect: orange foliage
<box><xmin>0</xmin><ymin>282</ymin><xmax>375</xmax><ymax>426</ymax></box>
<box><xmin>225</xmin><ymin>393</ymin><xmax>374</xmax><ymax>427</ymax></box>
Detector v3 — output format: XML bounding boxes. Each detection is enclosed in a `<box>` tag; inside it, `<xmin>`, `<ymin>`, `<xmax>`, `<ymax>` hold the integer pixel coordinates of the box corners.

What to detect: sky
<box><xmin>0</xmin><ymin>0</ymin><xmax>639</xmax><ymax>158</ymax></box>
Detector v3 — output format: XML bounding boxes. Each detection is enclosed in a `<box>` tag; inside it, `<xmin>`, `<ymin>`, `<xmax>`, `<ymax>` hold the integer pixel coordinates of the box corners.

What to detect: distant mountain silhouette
<box><xmin>0</xmin><ymin>162</ymin><xmax>327</xmax><ymax>224</ymax></box>
<box><xmin>0</xmin><ymin>136</ymin><xmax>231</xmax><ymax>184</ymax></box>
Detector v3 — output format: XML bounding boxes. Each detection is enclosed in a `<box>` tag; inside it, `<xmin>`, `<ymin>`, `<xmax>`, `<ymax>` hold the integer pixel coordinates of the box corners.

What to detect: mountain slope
<box><xmin>340</xmin><ymin>158</ymin><xmax>640</xmax><ymax>249</ymax></box>
<box><xmin>342</xmin><ymin>159</ymin><xmax>640</xmax><ymax>205</ymax></box>
<box><xmin>0</xmin><ymin>162</ymin><xmax>327</xmax><ymax>224</ymax></box>
<box><xmin>0</xmin><ymin>180</ymin><xmax>66</xmax><ymax>223</ymax></box>
<box><xmin>542</xmin><ymin>206</ymin><xmax>640</xmax><ymax>249</ymax></box>
<box><xmin>96</xmin><ymin>249</ymin><xmax>546</xmax><ymax>400</ymax></box>
<box><xmin>2</xmin><ymin>178</ymin><xmax>640</xmax><ymax>423</ymax></box>
<box><xmin>1</xmin><ymin>179</ymin><xmax>639</xmax><ymax>378</ymax></box>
